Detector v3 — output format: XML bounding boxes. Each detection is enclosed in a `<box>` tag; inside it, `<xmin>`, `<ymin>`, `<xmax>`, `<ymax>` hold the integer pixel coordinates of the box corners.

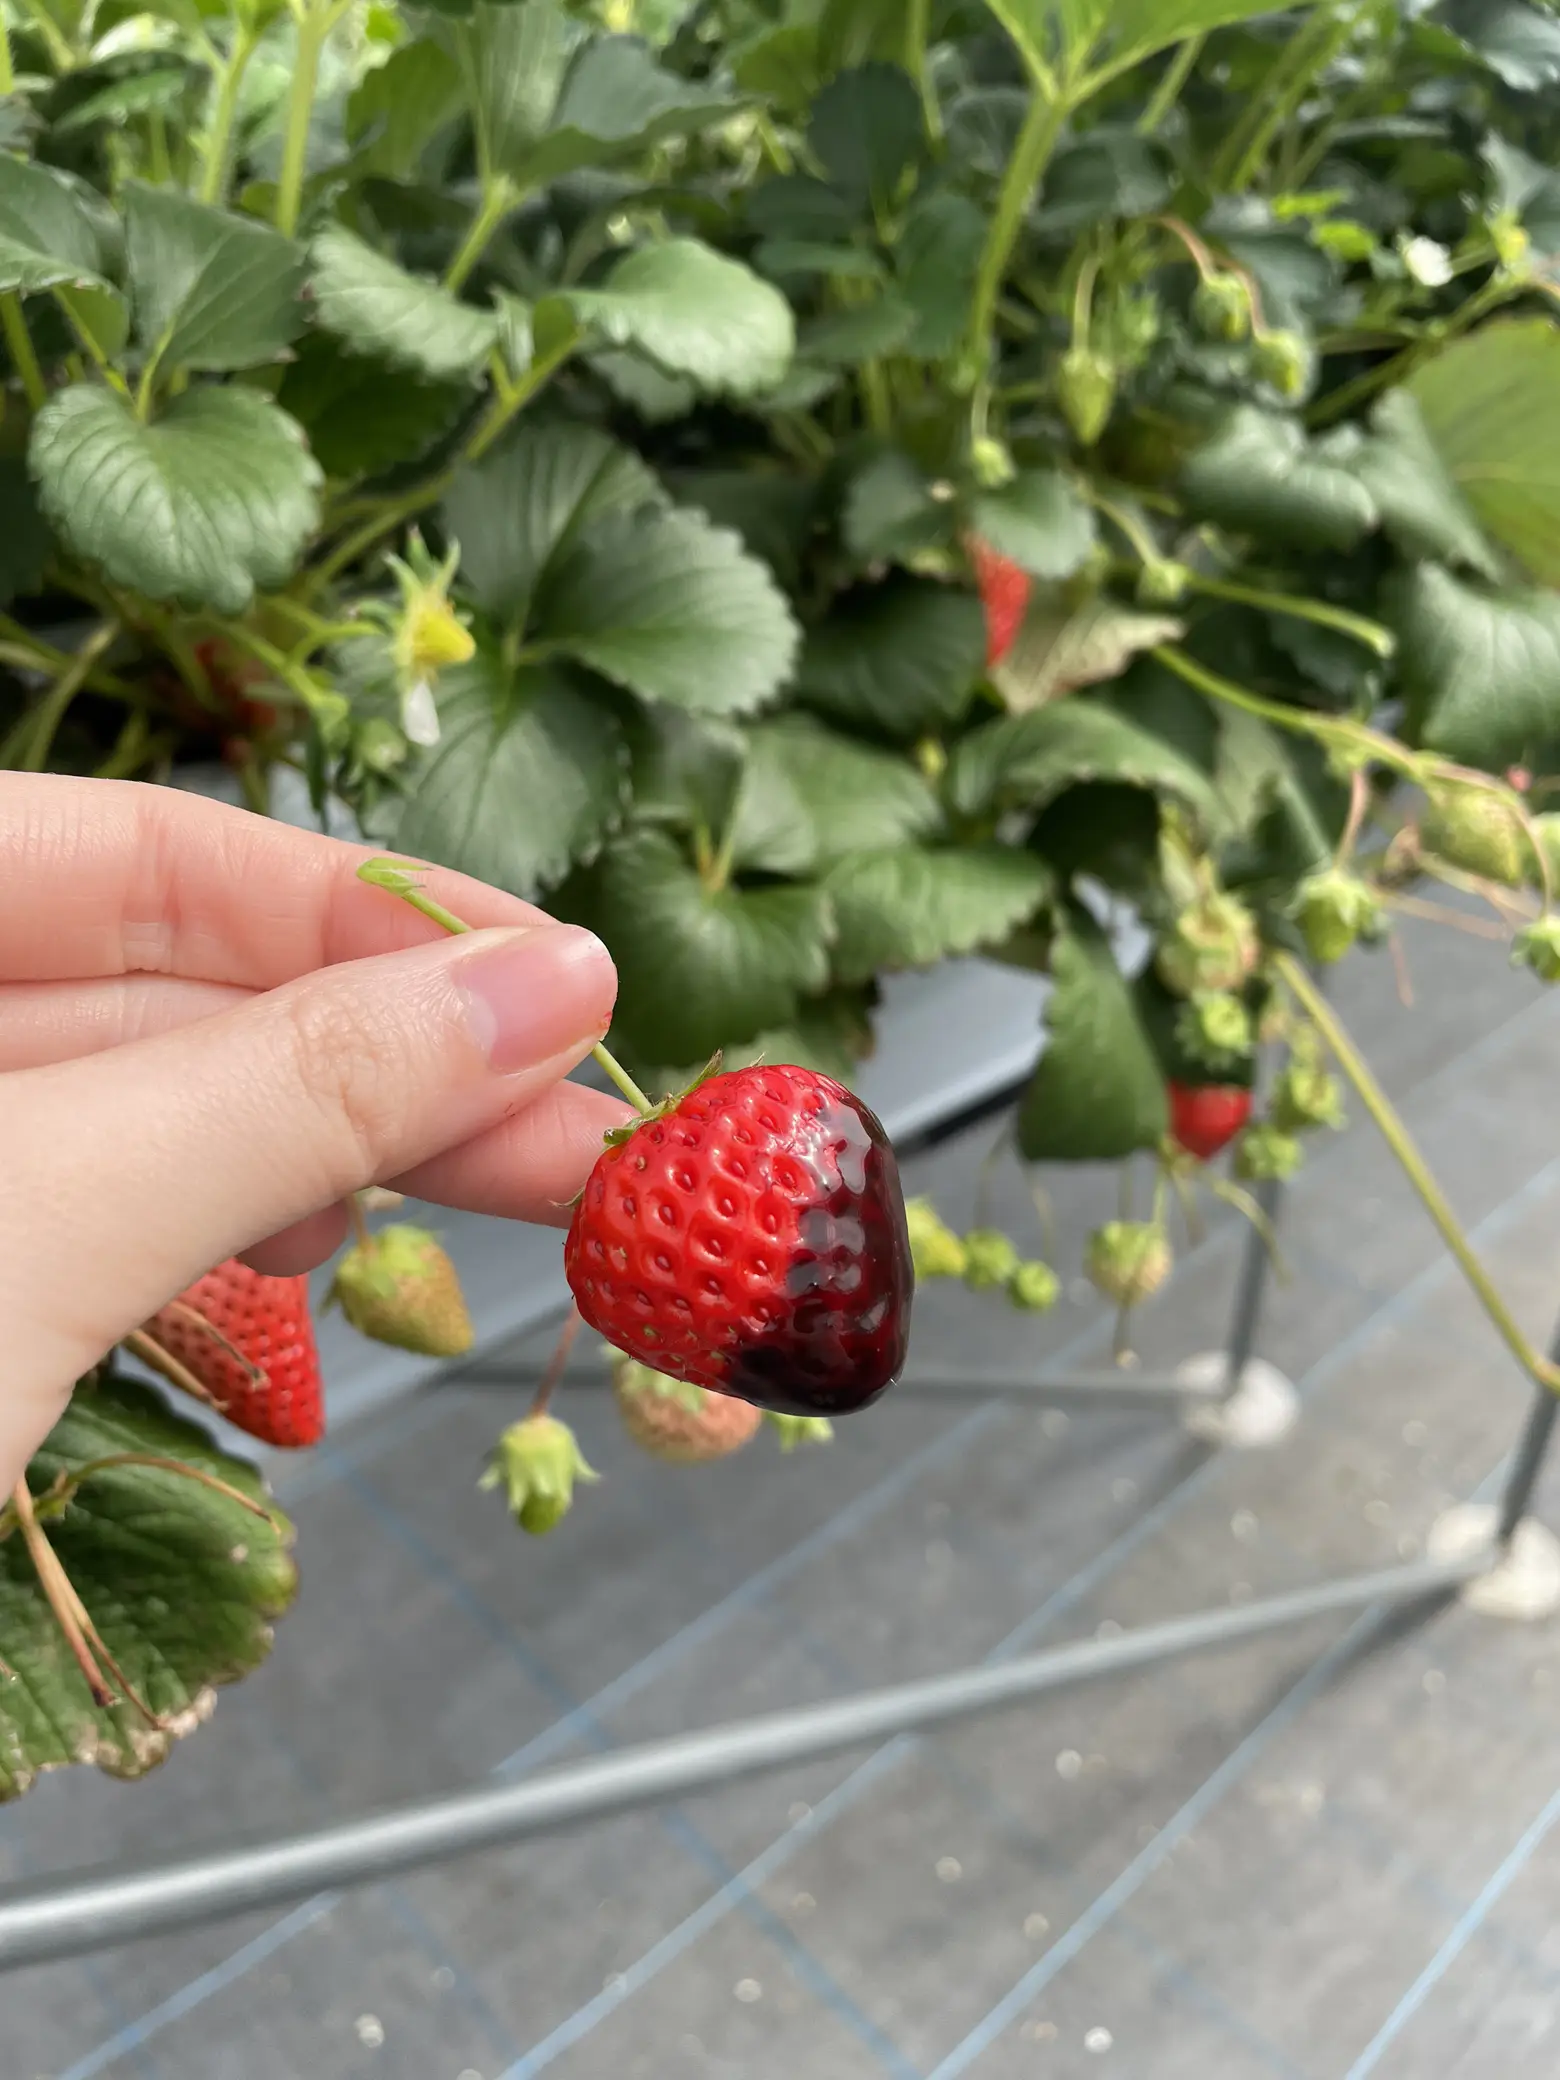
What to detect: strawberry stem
<box><xmin>530</xmin><ymin>1305</ymin><xmax>582</xmax><ymax>1419</ymax></box>
<box><xmin>152</xmin><ymin>1301</ymin><xmax>265</xmax><ymax>1385</ymax></box>
<box><xmin>349</xmin><ymin>1193</ymin><xmax>372</xmax><ymax>1250</ymax></box>
<box><xmin>68</xmin><ymin>1455</ymin><xmax>282</xmax><ymax>1528</ymax></box>
<box><xmin>11</xmin><ymin>1478</ymin><xmax>114</xmax><ymax>1708</ymax></box>
<box><xmin>1276</xmin><ymin>954</ymin><xmax>1560</xmax><ymax>1394</ymax></box>
<box><xmin>356</xmin><ymin>859</ymin><xmax>654</xmax><ymax>1115</ymax></box>
<box><xmin>126</xmin><ymin>1328</ymin><xmax>229</xmax><ymax>1415</ymax></box>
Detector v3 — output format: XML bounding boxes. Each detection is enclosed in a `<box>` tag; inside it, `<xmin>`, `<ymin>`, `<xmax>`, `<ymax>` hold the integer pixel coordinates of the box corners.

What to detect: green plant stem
<box><xmin>1214</xmin><ymin>3</ymin><xmax>1355</xmax><ymax>193</ymax></box>
<box><xmin>199</xmin><ymin>21</ymin><xmax>260</xmax><ymax>205</ymax></box>
<box><xmin>2</xmin><ymin>294</ymin><xmax>46</xmax><ymax>410</ymax></box>
<box><xmin>904</xmin><ymin>0</ymin><xmax>941</xmax><ymax>141</ymax></box>
<box><xmin>444</xmin><ymin>175</ymin><xmax>517</xmax><ymax>293</ymax></box>
<box><xmin>0</xmin><ymin>6</ymin><xmax>13</xmax><ymax>92</ymax></box>
<box><xmin>965</xmin><ymin>85</ymin><xmax>1068</xmax><ymax>377</ymax></box>
<box><xmin>1186</xmin><ymin>573</ymin><xmax>1395</xmax><ymax>657</ymax></box>
<box><xmin>1152</xmin><ymin>642</ymin><xmax>1413</xmax><ymax>775</ymax></box>
<box><xmin>1308</xmin><ymin>277</ymin><xmax>1515</xmax><ymax>429</ymax></box>
<box><xmin>21</xmin><ymin>623</ymin><xmax>118</xmax><ymax>772</ymax></box>
<box><xmin>274</xmin><ymin>0</ymin><xmax>332</xmax><ymax>238</ymax></box>
<box><xmin>1276</xmin><ymin>953</ymin><xmax>1560</xmax><ymax>1392</ymax></box>
<box><xmin>1138</xmin><ymin>34</ymin><xmax>1202</xmax><ymax>134</ymax></box>
<box><xmin>355</xmin><ymin>860</ymin><xmax>654</xmax><ymax>1114</ymax></box>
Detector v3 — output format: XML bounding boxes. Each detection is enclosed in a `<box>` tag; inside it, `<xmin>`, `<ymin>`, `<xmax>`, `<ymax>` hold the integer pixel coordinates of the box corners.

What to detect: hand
<box><xmin>0</xmin><ymin>774</ymin><xmax>628</xmax><ymax>1492</ymax></box>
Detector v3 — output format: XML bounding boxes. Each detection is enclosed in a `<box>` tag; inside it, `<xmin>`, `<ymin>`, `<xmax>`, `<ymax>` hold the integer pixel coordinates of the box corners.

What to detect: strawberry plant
<box><xmin>10</xmin><ymin>0</ymin><xmax>1560</xmax><ymax>1794</ymax></box>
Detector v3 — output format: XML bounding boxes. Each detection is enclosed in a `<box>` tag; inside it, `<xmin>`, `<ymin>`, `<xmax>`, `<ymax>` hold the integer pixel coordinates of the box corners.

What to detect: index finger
<box><xmin>0</xmin><ymin>774</ymin><xmax>551</xmax><ymax>988</ymax></box>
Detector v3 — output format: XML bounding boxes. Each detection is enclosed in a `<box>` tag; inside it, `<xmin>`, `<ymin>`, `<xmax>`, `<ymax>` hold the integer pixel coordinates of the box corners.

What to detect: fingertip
<box><xmin>239</xmin><ymin>1204</ymin><xmax>351</xmax><ymax>1277</ymax></box>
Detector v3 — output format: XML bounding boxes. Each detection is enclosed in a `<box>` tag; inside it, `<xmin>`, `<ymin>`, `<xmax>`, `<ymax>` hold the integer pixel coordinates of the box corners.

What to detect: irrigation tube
<box><xmin>0</xmin><ymin>1548</ymin><xmax>1486</xmax><ymax>1972</ymax></box>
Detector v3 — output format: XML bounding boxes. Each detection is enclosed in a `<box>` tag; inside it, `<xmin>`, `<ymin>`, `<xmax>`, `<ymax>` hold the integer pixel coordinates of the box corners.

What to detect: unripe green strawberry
<box><xmin>906</xmin><ymin>1197</ymin><xmax>967</xmax><ymax>1280</ymax></box>
<box><xmin>1184</xmin><ymin>990</ymin><xmax>1253</xmax><ymax>1059</ymax></box>
<box><xmin>1252</xmin><ymin>329</ymin><xmax>1312</xmax><ymax>398</ymax></box>
<box><xmin>1156</xmin><ymin>892</ymin><xmax>1261</xmax><ymax>998</ymax></box>
<box><xmin>971</xmin><ymin>434</ymin><xmax>1016</xmax><ymax>489</ymax></box>
<box><xmin>1421</xmin><ymin>786</ymin><xmax>1527</xmax><ymax>888</ymax></box>
<box><xmin>1086</xmin><ymin>1222</ymin><xmax>1171</xmax><ymax>1306</ymax></box>
<box><xmin>329</xmin><ymin>1222</ymin><xmax>474</xmax><ymax>1357</ymax></box>
<box><xmin>1234</xmin><ymin>1123</ymin><xmax>1303</xmax><ymax>1182</ymax></box>
<box><xmin>613</xmin><ymin>1356</ymin><xmax>762</xmax><ymax>1464</ymax></box>
<box><xmin>1525</xmin><ymin>812</ymin><xmax>1560</xmax><ymax>891</ymax></box>
<box><xmin>1008</xmin><ymin>1260</ymin><xmax>1061</xmax><ymax>1312</ymax></box>
<box><xmin>1101</xmin><ymin>288</ymin><xmax>1161</xmax><ymax>369</ymax></box>
<box><xmin>480</xmin><ymin>1413</ymin><xmax>598</xmax><ymax>1534</ymax></box>
<box><xmin>963</xmin><ymin>1227</ymin><xmax>1021</xmax><ymax>1291</ymax></box>
<box><xmin>1192</xmin><ymin>271</ymin><xmax>1251</xmax><ymax>341</ymax></box>
<box><xmin>1293</xmin><ymin>867</ymin><xmax>1383</xmax><ymax>966</ymax></box>
<box><xmin>1513</xmin><ymin>916</ymin><xmax>1560</xmax><ymax>984</ymax></box>
<box><xmin>766</xmin><ymin>1411</ymin><xmax>836</xmax><ymax>1451</ymax></box>
<box><xmin>1056</xmin><ymin>346</ymin><xmax>1116</xmax><ymax>447</ymax></box>
<box><xmin>1271</xmin><ymin>1059</ymin><xmax>1345</xmax><ymax>1132</ymax></box>
<box><xmin>1137</xmin><ymin>558</ymin><xmax>1190</xmax><ymax>605</ymax></box>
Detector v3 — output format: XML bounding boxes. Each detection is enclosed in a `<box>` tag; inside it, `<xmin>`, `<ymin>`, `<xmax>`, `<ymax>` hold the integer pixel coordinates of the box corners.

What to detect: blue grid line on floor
<box><xmin>922</xmin><ymin>1608</ymin><xmax>1392</xmax><ymax>2080</ymax></box>
<box><xmin>919</xmin><ymin>1446</ymin><xmax>1529</xmax><ymax>2080</ymax></box>
<box><xmin>329</xmin><ymin>1464</ymin><xmax>921</xmax><ymax>2080</ymax></box>
<box><xmin>1341</xmin><ymin>1782</ymin><xmax>1560</xmax><ymax>2079</ymax></box>
<box><xmin>481</xmin><ymin>1166</ymin><xmax>1560</xmax><ymax>2077</ymax></box>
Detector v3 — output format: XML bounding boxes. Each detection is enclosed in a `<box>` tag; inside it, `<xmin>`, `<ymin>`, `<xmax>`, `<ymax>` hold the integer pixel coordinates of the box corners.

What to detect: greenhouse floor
<box><xmin>11</xmin><ymin>916</ymin><xmax>1560</xmax><ymax>2080</ymax></box>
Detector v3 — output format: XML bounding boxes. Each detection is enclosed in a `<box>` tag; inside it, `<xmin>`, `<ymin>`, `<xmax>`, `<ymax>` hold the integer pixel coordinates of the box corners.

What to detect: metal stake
<box><xmin>1497</xmin><ymin>1371</ymin><xmax>1560</xmax><ymax>1545</ymax></box>
<box><xmin>0</xmin><ymin>1547</ymin><xmax>1487</xmax><ymax>1973</ymax></box>
<box><xmin>1220</xmin><ymin>1174</ymin><xmax>1284</xmax><ymax>1398</ymax></box>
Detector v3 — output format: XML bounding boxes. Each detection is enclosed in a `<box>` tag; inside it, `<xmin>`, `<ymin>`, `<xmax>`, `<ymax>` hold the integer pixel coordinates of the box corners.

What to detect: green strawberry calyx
<box><xmin>479</xmin><ymin>1413</ymin><xmax>599</xmax><ymax>1536</ymax></box>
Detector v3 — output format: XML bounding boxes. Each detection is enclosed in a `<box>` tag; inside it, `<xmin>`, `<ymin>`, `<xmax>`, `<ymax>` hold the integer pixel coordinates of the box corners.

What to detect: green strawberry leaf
<box><xmin>948</xmin><ymin>693</ymin><xmax>1220</xmax><ymax>825</ymax></box>
<box><xmin>444</xmin><ymin>421</ymin><xmax>662</xmax><ymax>628</ymax></box>
<box><xmin>824</xmin><ymin>844</ymin><xmax>1054</xmax><ymax>982</ymax></box>
<box><xmin>988</xmin><ymin>0</ymin><xmax>1321</xmax><ymax>86</ymax></box>
<box><xmin>627</xmin><ymin>706</ymin><xmax>747</xmax><ymax>838</ymax></box>
<box><xmin>1</xmin><ymin>1372</ymin><xmax>296</xmax><ymax>1799</ymax></box>
<box><xmin>0</xmin><ymin>455</ymin><xmax>50</xmax><ymax>605</ymax></box>
<box><xmin>841</xmin><ymin>447</ymin><xmax>946</xmax><ymax>562</ymax></box>
<box><xmin>1395</xmin><ymin>561</ymin><xmax>1560</xmax><ymax>768</ymax></box>
<box><xmin>125</xmin><ymin>183</ymin><xmax>305</xmax><ymax>376</ymax></box>
<box><xmin>577</xmin><ymin>829</ymin><xmax>833</xmax><ymax>1064</ymax></box>
<box><xmin>308</xmin><ymin>224</ymin><xmax>499</xmax><ymax>383</ymax></box>
<box><xmin>799</xmin><ymin>291</ymin><xmax>918</xmax><ymax>365</ymax></box>
<box><xmin>1349</xmin><ymin>388</ymin><xmax>1500</xmax><ymax>579</ymax></box>
<box><xmin>347</xmin><ymin>38</ymin><xmax>465</xmax><ymax>179</ymax></box>
<box><xmin>718</xmin><ymin>992</ymin><xmax>875</xmax><ymax>1085</ymax></box>
<box><xmin>538</xmin><ymin>506</ymin><xmax>800</xmax><ymax>716</ymax></box>
<box><xmin>807</xmin><ymin>61</ymin><xmax>925</xmax><ymax>212</ymax></box>
<box><xmin>277</xmin><ymin>332</ymin><xmax>469</xmax><ymax>481</ymax></box>
<box><xmin>482</xmin><ymin>23</ymin><xmax>737</xmax><ymax>186</ymax></box>
<box><xmin>1436</xmin><ymin>0</ymin><xmax>1560</xmax><ymax>90</ymax></box>
<box><xmin>970</xmin><ymin>471</ymin><xmax>1098</xmax><ymax>582</ymax></box>
<box><xmin>1406</xmin><ymin>320</ymin><xmax>1560</xmax><ymax>586</ymax></box>
<box><xmin>1180</xmin><ymin>404</ymin><xmax>1378</xmax><ymax>550</ymax></box>
<box><xmin>730</xmin><ymin>713</ymin><xmax>943</xmax><ymax>875</ymax></box>
<box><xmin>991</xmin><ymin>586</ymin><xmax>1182</xmax><ymax>714</ymax></box>
<box><xmin>549</xmin><ymin>239</ymin><xmax>793</xmax><ymax>398</ymax></box>
<box><xmin>794</xmin><ymin>574</ymin><xmax>986</xmax><ymax>740</ymax></box>
<box><xmin>30</xmin><ymin>383</ymin><xmax>321</xmax><ymax>614</ymax></box>
<box><xmin>0</xmin><ymin>150</ymin><xmax>116</xmax><ymax>301</ymax></box>
<box><xmin>383</xmin><ymin>651</ymin><xmax>627</xmax><ymax>897</ymax></box>
<box><xmin>896</xmin><ymin>189</ymin><xmax>985</xmax><ymax>358</ymax></box>
<box><xmin>1016</xmin><ymin>906</ymin><xmax>1169</xmax><ymax>1163</ymax></box>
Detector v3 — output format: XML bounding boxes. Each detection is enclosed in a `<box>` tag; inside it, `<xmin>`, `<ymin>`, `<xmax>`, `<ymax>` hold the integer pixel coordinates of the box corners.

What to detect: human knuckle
<box><xmin>277</xmin><ymin>987</ymin><xmax>414</xmax><ymax>1186</ymax></box>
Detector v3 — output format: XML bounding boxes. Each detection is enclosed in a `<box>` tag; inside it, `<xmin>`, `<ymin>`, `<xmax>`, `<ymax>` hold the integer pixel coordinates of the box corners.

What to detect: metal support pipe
<box><xmin>1497</xmin><ymin>1376</ymin><xmax>1560</xmax><ymax>1544</ymax></box>
<box><xmin>882</xmin><ymin>1370</ymin><xmax>1228</xmax><ymax>1407</ymax></box>
<box><xmin>0</xmin><ymin>1547</ymin><xmax>1488</xmax><ymax>1973</ymax></box>
<box><xmin>1221</xmin><ymin>1175</ymin><xmax>1283</xmax><ymax>1397</ymax></box>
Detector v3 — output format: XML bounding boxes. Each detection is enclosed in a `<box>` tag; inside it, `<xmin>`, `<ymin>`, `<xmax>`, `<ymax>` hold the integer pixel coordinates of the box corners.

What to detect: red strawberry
<box><xmin>564</xmin><ymin>1065</ymin><xmax>913</xmax><ymax>1418</ymax></box>
<box><xmin>141</xmin><ymin>1261</ymin><xmax>325</xmax><ymax>1448</ymax></box>
<box><xmin>969</xmin><ymin>539</ymin><xmax>1031</xmax><ymax>670</ymax></box>
<box><xmin>1167</xmin><ymin>1081</ymin><xmax>1253</xmax><ymax>1163</ymax></box>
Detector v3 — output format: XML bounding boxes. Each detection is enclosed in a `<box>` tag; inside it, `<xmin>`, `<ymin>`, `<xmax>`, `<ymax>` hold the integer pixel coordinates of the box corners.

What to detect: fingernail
<box><xmin>455</xmin><ymin>925</ymin><xmax>617</xmax><ymax>1075</ymax></box>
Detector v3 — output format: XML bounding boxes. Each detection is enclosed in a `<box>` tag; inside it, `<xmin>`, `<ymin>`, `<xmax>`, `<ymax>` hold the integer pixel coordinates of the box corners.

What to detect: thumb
<box><xmin>3</xmin><ymin>920</ymin><xmax>615</xmax><ymax>1480</ymax></box>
